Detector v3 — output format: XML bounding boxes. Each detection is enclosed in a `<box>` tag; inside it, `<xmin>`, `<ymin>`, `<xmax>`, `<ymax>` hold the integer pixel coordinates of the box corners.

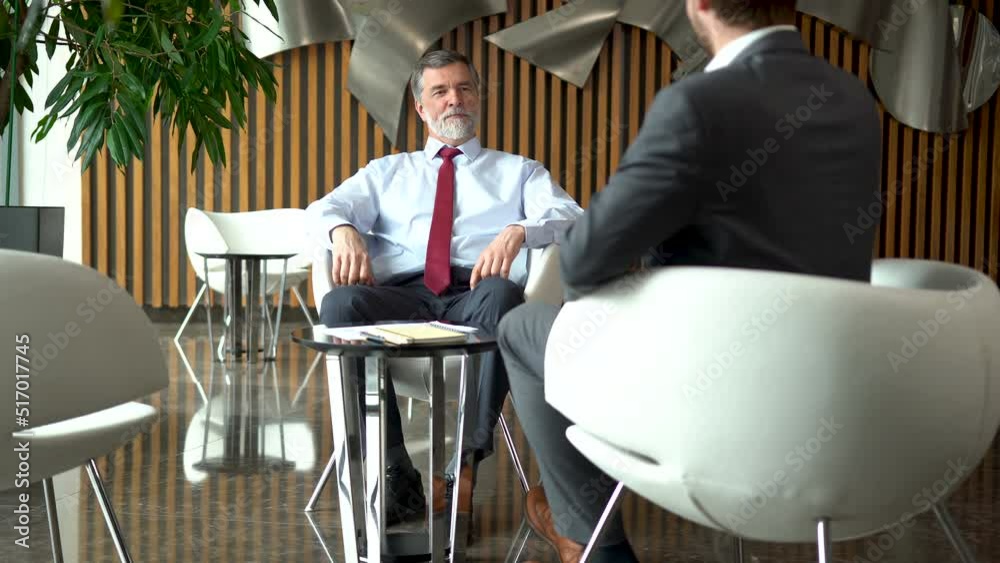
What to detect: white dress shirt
<box><xmin>307</xmin><ymin>137</ymin><xmax>584</xmax><ymax>286</ymax></box>
<box><xmin>704</xmin><ymin>25</ymin><xmax>799</xmax><ymax>72</ymax></box>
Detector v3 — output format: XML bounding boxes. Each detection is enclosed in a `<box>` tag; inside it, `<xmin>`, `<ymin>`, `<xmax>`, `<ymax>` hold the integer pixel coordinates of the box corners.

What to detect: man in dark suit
<box><xmin>497</xmin><ymin>1</ymin><xmax>882</xmax><ymax>561</ymax></box>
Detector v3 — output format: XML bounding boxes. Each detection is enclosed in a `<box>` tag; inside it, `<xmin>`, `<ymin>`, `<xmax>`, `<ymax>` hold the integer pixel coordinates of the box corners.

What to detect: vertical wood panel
<box><xmin>291</xmin><ymin>48</ymin><xmax>304</xmax><ymax>209</ymax></box>
<box><xmin>255</xmin><ymin>83</ymin><xmax>266</xmax><ymax>212</ymax></box>
<box><xmin>595</xmin><ymin>40</ymin><xmax>610</xmax><ymax>193</ymax></box>
<box><xmin>168</xmin><ymin>125</ymin><xmax>180</xmax><ymax>305</ymax></box>
<box><xmin>151</xmin><ymin>115</ymin><xmax>163</xmax><ymax>306</ymax></box>
<box><xmin>185</xmin><ymin>127</ymin><xmax>197</xmax><ymax>303</ymax></box>
<box><xmin>273</xmin><ymin>52</ymin><xmax>286</xmax><ymax>209</ymax></box>
<box><xmin>97</xmin><ymin>149</ymin><xmax>108</xmax><ymax>276</ymax></box>
<box><xmin>629</xmin><ymin>29</ymin><xmax>642</xmax><ymax>146</ymax></box>
<box><xmin>115</xmin><ymin>165</ymin><xmax>127</xmax><ymax>288</ymax></box>
<box><xmin>324</xmin><ymin>44</ymin><xmax>335</xmax><ymax>192</ymax></box>
<box><xmin>610</xmin><ymin>24</ymin><xmax>624</xmax><ymax>173</ymax></box>
<box><xmin>901</xmin><ymin>128</ymin><xmax>913</xmax><ymax>257</ymax></box>
<box><xmin>131</xmin><ymin>157</ymin><xmax>144</xmax><ymax>303</ymax></box>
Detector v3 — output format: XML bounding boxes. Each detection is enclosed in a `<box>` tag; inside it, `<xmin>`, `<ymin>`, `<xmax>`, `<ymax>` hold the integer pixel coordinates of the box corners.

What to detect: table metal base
<box><xmin>311</xmin><ymin>351</ymin><xmax>478</xmax><ymax>563</ymax></box>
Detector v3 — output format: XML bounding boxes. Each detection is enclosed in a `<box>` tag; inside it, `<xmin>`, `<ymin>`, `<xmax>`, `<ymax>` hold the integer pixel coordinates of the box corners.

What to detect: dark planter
<box><xmin>0</xmin><ymin>206</ymin><xmax>65</xmax><ymax>257</ymax></box>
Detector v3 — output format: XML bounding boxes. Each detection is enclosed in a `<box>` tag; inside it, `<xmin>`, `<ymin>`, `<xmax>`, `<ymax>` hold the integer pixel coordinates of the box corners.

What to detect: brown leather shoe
<box><xmin>432</xmin><ymin>466</ymin><xmax>474</xmax><ymax>513</ymax></box>
<box><xmin>524</xmin><ymin>487</ymin><xmax>586</xmax><ymax>563</ymax></box>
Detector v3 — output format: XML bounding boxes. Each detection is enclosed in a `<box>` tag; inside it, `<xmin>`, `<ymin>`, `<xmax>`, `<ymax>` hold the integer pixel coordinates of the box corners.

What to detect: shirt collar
<box><xmin>704</xmin><ymin>25</ymin><xmax>799</xmax><ymax>72</ymax></box>
<box><xmin>424</xmin><ymin>137</ymin><xmax>482</xmax><ymax>162</ymax></box>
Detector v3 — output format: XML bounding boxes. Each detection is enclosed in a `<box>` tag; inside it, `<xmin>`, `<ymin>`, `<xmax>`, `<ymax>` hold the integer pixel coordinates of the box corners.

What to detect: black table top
<box><xmin>291</xmin><ymin>325</ymin><xmax>499</xmax><ymax>358</ymax></box>
<box><xmin>196</xmin><ymin>251</ymin><xmax>297</xmax><ymax>259</ymax></box>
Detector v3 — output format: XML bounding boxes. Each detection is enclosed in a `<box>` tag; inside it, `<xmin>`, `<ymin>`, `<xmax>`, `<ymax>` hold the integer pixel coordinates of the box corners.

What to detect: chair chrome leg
<box><xmin>498</xmin><ymin>413</ymin><xmax>530</xmax><ymax>493</ymax></box>
<box><xmin>292</xmin><ymin>352</ymin><xmax>324</xmax><ymax>407</ymax></box>
<box><xmin>816</xmin><ymin>518</ymin><xmax>832</xmax><ymax>563</ymax></box>
<box><xmin>86</xmin><ymin>459</ymin><xmax>133</xmax><ymax>563</ymax></box>
<box><xmin>43</xmin><ymin>478</ymin><xmax>64</xmax><ymax>563</ymax></box>
<box><xmin>932</xmin><ymin>503</ymin><xmax>979</xmax><ymax>563</ymax></box>
<box><xmin>269</xmin><ymin>264</ymin><xmax>288</xmax><ymax>359</ymax></box>
<box><xmin>579</xmin><ymin>482</ymin><xmax>626</xmax><ymax>563</ymax></box>
<box><xmin>503</xmin><ymin>518</ymin><xmax>533</xmax><ymax>563</ymax></box>
<box><xmin>292</xmin><ymin>285</ymin><xmax>316</xmax><ymax>326</ymax></box>
<box><xmin>306</xmin><ymin>453</ymin><xmax>337</xmax><ymax>512</ymax></box>
<box><xmin>732</xmin><ymin>536</ymin><xmax>745</xmax><ymax>563</ymax></box>
<box><xmin>174</xmin><ymin>283</ymin><xmax>208</xmax><ymax>342</ymax></box>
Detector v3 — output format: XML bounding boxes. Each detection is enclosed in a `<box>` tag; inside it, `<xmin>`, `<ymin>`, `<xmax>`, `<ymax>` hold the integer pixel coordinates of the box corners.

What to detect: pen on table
<box><xmin>360</xmin><ymin>331</ymin><xmax>389</xmax><ymax>345</ymax></box>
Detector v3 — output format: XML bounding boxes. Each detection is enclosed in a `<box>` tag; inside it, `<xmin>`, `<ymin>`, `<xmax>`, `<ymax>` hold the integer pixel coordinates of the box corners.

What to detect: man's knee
<box><xmin>474</xmin><ymin>276</ymin><xmax>525</xmax><ymax>314</ymax></box>
<box><xmin>320</xmin><ymin>285</ymin><xmax>375</xmax><ymax>326</ymax></box>
<box><xmin>497</xmin><ymin>302</ymin><xmax>535</xmax><ymax>356</ymax></box>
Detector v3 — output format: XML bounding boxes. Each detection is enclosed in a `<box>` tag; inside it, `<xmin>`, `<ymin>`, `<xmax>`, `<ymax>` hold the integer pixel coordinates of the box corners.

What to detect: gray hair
<box><xmin>409</xmin><ymin>49</ymin><xmax>482</xmax><ymax>100</ymax></box>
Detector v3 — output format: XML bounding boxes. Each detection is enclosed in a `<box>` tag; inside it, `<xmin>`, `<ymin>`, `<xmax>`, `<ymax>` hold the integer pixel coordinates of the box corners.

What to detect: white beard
<box><xmin>427</xmin><ymin>109</ymin><xmax>479</xmax><ymax>141</ymax></box>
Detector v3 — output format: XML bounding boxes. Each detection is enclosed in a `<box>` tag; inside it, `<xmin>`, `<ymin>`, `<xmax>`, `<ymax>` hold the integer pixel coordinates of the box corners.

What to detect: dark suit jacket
<box><xmin>559</xmin><ymin>30</ymin><xmax>882</xmax><ymax>299</ymax></box>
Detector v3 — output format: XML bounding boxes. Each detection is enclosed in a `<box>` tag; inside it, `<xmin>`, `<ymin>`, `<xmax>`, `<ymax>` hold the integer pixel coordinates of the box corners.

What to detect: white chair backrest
<box><xmin>184</xmin><ymin>208</ymin><xmax>313</xmax><ymax>276</ymax></box>
<box><xmin>545</xmin><ymin>260</ymin><xmax>1000</xmax><ymax>541</ymax></box>
<box><xmin>1</xmin><ymin>251</ymin><xmax>169</xmax><ymax>485</ymax></box>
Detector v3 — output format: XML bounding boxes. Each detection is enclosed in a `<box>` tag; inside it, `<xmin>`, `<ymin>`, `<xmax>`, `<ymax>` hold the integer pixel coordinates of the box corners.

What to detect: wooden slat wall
<box><xmin>83</xmin><ymin>0</ymin><xmax>1000</xmax><ymax>311</ymax></box>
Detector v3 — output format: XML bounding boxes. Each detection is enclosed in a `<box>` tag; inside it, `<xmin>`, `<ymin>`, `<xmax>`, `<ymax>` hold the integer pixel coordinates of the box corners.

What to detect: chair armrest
<box><xmin>311</xmin><ymin>245</ymin><xmax>334</xmax><ymax>310</ymax></box>
<box><xmin>524</xmin><ymin>245</ymin><xmax>563</xmax><ymax>306</ymax></box>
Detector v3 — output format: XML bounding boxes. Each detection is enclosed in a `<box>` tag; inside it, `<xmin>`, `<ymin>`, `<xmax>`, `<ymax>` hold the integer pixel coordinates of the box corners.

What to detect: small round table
<box><xmin>292</xmin><ymin>326</ymin><xmax>498</xmax><ymax>563</ymax></box>
<box><xmin>196</xmin><ymin>251</ymin><xmax>297</xmax><ymax>363</ymax></box>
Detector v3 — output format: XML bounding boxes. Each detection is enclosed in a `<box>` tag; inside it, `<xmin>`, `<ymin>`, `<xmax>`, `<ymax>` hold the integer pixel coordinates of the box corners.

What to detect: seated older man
<box><xmin>307</xmin><ymin>49</ymin><xmax>583</xmax><ymax>524</ymax></box>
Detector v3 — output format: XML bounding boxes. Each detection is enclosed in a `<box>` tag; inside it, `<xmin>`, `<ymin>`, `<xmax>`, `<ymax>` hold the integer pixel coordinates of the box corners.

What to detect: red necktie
<box><xmin>424</xmin><ymin>146</ymin><xmax>463</xmax><ymax>294</ymax></box>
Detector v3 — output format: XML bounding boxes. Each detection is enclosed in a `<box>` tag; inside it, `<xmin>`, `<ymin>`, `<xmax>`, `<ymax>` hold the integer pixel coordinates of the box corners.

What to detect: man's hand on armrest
<box><xmin>471</xmin><ymin>225</ymin><xmax>526</xmax><ymax>289</ymax></box>
<box><xmin>330</xmin><ymin>225</ymin><xmax>374</xmax><ymax>286</ymax></box>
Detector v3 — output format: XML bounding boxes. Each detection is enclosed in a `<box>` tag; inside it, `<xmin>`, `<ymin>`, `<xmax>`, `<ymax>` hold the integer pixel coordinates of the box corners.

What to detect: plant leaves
<box><xmin>14</xmin><ymin>81</ymin><xmax>34</xmax><ymax>113</ymax></box>
<box><xmin>159</xmin><ymin>27</ymin><xmax>183</xmax><ymax>64</ymax></box>
<box><xmin>68</xmin><ymin>102</ymin><xmax>106</xmax><ymax>153</ymax></box>
<box><xmin>107</xmin><ymin>119</ymin><xmax>127</xmax><ymax>164</ymax></box>
<box><xmin>188</xmin><ymin>12</ymin><xmax>223</xmax><ymax>51</ymax></box>
<box><xmin>46</xmin><ymin>18</ymin><xmax>60</xmax><ymax>58</ymax></box>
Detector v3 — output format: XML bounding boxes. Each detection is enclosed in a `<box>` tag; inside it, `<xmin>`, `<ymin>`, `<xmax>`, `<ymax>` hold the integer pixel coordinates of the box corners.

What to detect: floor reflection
<box><xmin>0</xmin><ymin>322</ymin><xmax>996</xmax><ymax>563</ymax></box>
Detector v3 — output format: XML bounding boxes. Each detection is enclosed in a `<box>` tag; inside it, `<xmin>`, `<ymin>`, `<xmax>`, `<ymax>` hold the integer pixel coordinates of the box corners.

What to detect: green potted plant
<box><xmin>1</xmin><ymin>0</ymin><xmax>279</xmax><ymax>255</ymax></box>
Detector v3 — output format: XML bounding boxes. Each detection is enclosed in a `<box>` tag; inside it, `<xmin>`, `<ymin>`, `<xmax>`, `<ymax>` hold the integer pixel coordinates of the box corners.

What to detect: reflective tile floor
<box><xmin>0</xmin><ymin>322</ymin><xmax>997</xmax><ymax>563</ymax></box>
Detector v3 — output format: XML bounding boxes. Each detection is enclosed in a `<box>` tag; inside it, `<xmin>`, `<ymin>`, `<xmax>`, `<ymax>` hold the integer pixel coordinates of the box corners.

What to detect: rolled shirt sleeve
<box><xmin>306</xmin><ymin>165</ymin><xmax>381</xmax><ymax>250</ymax></box>
<box><xmin>510</xmin><ymin>160</ymin><xmax>584</xmax><ymax>248</ymax></box>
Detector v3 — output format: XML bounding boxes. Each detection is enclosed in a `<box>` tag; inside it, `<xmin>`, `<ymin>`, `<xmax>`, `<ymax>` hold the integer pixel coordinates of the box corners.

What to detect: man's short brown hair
<box><xmin>710</xmin><ymin>0</ymin><xmax>798</xmax><ymax>28</ymax></box>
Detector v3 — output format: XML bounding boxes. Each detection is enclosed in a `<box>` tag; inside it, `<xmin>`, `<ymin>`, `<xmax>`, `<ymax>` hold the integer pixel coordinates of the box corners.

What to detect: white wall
<box><xmin>18</xmin><ymin>43</ymin><xmax>83</xmax><ymax>264</ymax></box>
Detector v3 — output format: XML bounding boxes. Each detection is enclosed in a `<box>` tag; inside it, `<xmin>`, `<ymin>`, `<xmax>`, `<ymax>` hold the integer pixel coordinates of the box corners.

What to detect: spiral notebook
<box><xmin>365</xmin><ymin>322</ymin><xmax>477</xmax><ymax>345</ymax></box>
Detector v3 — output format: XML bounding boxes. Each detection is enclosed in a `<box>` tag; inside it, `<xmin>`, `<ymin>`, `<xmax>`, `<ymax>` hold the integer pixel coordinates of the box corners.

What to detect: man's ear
<box><xmin>414</xmin><ymin>98</ymin><xmax>425</xmax><ymax>121</ymax></box>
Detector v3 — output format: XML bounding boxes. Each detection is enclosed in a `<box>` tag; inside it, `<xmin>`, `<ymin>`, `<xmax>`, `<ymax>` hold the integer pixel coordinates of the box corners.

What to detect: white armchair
<box><xmin>1</xmin><ymin>250</ymin><xmax>169</xmax><ymax>562</ymax></box>
<box><xmin>307</xmin><ymin>244</ymin><xmax>564</xmax><ymax>504</ymax></box>
<box><xmin>544</xmin><ymin>259</ymin><xmax>999</xmax><ymax>561</ymax></box>
<box><xmin>176</xmin><ymin>208</ymin><xmax>316</xmax><ymax>352</ymax></box>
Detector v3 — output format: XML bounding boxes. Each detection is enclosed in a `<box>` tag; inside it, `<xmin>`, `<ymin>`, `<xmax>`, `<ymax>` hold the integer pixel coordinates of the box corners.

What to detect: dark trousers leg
<box><xmin>498</xmin><ymin>302</ymin><xmax>627</xmax><ymax>547</ymax></box>
<box><xmin>444</xmin><ymin>276</ymin><xmax>525</xmax><ymax>467</ymax></box>
<box><xmin>319</xmin><ymin>283</ymin><xmax>436</xmax><ymax>464</ymax></box>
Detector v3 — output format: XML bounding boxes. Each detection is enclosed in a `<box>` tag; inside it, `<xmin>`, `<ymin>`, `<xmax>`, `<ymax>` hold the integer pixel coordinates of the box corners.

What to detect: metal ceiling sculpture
<box><xmin>346</xmin><ymin>0</ymin><xmax>508</xmax><ymax>145</ymax></box>
<box><xmin>242</xmin><ymin>0</ymin><xmax>359</xmax><ymax>59</ymax></box>
<box><xmin>796</xmin><ymin>0</ymin><xmax>893</xmax><ymax>50</ymax></box>
<box><xmin>241</xmin><ymin>0</ymin><xmax>1000</xmax><ymax>143</ymax></box>
<box><xmin>483</xmin><ymin>0</ymin><xmax>709</xmax><ymax>88</ymax></box>
<box><xmin>799</xmin><ymin>0</ymin><xmax>1000</xmax><ymax>133</ymax></box>
<box><xmin>870</xmin><ymin>2</ymin><xmax>1000</xmax><ymax>133</ymax></box>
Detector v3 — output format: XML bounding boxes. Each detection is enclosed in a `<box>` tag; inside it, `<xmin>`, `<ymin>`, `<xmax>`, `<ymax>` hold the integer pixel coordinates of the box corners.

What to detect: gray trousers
<box><xmin>498</xmin><ymin>302</ymin><xmax>626</xmax><ymax>546</ymax></box>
